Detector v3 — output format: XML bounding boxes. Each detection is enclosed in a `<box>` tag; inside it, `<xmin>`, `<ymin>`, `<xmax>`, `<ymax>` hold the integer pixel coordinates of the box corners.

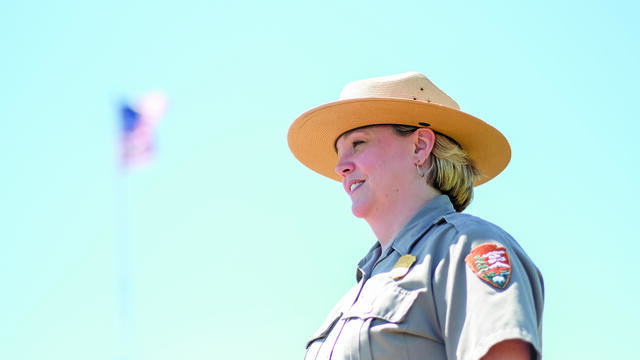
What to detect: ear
<box><xmin>412</xmin><ymin>128</ymin><xmax>436</xmax><ymax>165</ymax></box>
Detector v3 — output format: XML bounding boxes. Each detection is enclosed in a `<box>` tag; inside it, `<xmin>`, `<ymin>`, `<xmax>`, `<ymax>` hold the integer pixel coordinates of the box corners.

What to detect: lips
<box><xmin>345</xmin><ymin>179</ymin><xmax>365</xmax><ymax>195</ymax></box>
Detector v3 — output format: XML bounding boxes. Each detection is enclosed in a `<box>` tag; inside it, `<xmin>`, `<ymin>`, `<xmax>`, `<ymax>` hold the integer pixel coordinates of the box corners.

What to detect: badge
<box><xmin>464</xmin><ymin>243</ymin><xmax>512</xmax><ymax>289</ymax></box>
<box><xmin>390</xmin><ymin>254</ymin><xmax>416</xmax><ymax>280</ymax></box>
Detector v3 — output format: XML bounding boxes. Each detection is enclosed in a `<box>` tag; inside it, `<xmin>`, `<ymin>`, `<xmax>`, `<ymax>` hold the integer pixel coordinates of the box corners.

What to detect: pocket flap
<box><xmin>305</xmin><ymin>311</ymin><xmax>343</xmax><ymax>349</ymax></box>
<box><xmin>347</xmin><ymin>285</ymin><xmax>422</xmax><ymax>323</ymax></box>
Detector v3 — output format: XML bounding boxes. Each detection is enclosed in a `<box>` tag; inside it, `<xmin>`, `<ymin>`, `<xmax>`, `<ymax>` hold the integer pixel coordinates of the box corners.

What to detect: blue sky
<box><xmin>1</xmin><ymin>1</ymin><xmax>639</xmax><ymax>359</ymax></box>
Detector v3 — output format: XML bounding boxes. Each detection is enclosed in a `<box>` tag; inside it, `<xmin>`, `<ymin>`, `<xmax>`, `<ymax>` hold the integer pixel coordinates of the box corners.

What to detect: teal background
<box><xmin>1</xmin><ymin>1</ymin><xmax>638</xmax><ymax>359</ymax></box>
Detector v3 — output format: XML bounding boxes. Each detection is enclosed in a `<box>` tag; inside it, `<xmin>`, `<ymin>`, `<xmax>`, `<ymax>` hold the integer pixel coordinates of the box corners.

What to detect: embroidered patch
<box><xmin>465</xmin><ymin>243</ymin><xmax>512</xmax><ymax>289</ymax></box>
<box><xmin>390</xmin><ymin>254</ymin><xmax>416</xmax><ymax>280</ymax></box>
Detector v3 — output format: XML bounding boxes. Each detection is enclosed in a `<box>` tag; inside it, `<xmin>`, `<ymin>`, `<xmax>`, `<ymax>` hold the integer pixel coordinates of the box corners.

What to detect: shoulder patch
<box><xmin>464</xmin><ymin>243</ymin><xmax>511</xmax><ymax>289</ymax></box>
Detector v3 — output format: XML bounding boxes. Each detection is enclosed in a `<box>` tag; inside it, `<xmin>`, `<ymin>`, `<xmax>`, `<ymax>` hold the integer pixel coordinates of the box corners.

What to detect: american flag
<box><xmin>119</xmin><ymin>92</ymin><xmax>167</xmax><ymax>169</ymax></box>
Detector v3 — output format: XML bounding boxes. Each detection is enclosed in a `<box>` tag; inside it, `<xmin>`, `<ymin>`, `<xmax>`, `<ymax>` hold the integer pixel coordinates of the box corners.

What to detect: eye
<box><xmin>352</xmin><ymin>140</ymin><xmax>365</xmax><ymax>149</ymax></box>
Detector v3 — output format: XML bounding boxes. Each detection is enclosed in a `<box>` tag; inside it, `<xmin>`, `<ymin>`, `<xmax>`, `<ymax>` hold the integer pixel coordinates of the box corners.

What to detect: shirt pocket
<box><xmin>343</xmin><ymin>282</ymin><xmax>425</xmax><ymax>360</ymax></box>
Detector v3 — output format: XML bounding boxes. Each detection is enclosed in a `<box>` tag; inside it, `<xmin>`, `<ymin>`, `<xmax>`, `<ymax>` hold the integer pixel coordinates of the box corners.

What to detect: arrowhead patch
<box><xmin>465</xmin><ymin>243</ymin><xmax>512</xmax><ymax>289</ymax></box>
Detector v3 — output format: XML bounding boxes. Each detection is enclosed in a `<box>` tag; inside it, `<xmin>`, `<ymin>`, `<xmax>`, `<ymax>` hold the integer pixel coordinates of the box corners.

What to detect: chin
<box><xmin>351</xmin><ymin>202</ymin><xmax>370</xmax><ymax>219</ymax></box>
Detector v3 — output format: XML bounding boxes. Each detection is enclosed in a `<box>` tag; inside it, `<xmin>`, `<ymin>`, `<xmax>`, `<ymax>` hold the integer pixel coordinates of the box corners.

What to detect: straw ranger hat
<box><xmin>287</xmin><ymin>72</ymin><xmax>511</xmax><ymax>186</ymax></box>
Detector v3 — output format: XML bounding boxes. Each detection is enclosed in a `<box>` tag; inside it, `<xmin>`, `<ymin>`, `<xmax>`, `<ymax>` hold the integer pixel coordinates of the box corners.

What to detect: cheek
<box><xmin>384</xmin><ymin>150</ymin><xmax>414</xmax><ymax>182</ymax></box>
<box><xmin>356</xmin><ymin>151</ymin><xmax>382</xmax><ymax>173</ymax></box>
<box><xmin>370</xmin><ymin>157</ymin><xmax>400</xmax><ymax>188</ymax></box>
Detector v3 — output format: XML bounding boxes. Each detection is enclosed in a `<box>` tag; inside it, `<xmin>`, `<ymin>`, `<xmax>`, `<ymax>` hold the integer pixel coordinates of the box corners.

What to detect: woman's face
<box><xmin>334</xmin><ymin>125</ymin><xmax>417</xmax><ymax>219</ymax></box>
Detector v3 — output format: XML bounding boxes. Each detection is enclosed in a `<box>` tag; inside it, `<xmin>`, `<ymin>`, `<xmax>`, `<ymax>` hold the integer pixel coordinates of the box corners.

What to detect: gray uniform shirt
<box><xmin>305</xmin><ymin>195</ymin><xmax>544</xmax><ymax>360</ymax></box>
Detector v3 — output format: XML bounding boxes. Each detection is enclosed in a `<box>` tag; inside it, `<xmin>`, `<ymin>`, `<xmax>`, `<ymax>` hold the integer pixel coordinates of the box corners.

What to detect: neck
<box><xmin>366</xmin><ymin>187</ymin><xmax>441</xmax><ymax>251</ymax></box>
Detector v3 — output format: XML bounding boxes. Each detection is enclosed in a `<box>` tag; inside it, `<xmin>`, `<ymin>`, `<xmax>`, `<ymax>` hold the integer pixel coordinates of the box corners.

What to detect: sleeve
<box><xmin>431</xmin><ymin>224</ymin><xmax>544</xmax><ymax>360</ymax></box>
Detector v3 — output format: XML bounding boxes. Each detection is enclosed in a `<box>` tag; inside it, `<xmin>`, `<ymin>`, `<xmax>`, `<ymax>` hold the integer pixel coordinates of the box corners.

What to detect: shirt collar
<box><xmin>356</xmin><ymin>195</ymin><xmax>456</xmax><ymax>281</ymax></box>
<box><xmin>356</xmin><ymin>242</ymin><xmax>381</xmax><ymax>282</ymax></box>
<box><xmin>388</xmin><ymin>194</ymin><xmax>456</xmax><ymax>256</ymax></box>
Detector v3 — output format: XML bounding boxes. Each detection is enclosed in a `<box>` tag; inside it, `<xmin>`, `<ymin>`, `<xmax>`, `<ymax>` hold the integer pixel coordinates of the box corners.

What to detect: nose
<box><xmin>334</xmin><ymin>158</ymin><xmax>354</xmax><ymax>177</ymax></box>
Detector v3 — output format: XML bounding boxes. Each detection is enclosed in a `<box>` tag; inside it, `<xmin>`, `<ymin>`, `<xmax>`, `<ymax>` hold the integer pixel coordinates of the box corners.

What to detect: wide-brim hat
<box><xmin>287</xmin><ymin>72</ymin><xmax>511</xmax><ymax>186</ymax></box>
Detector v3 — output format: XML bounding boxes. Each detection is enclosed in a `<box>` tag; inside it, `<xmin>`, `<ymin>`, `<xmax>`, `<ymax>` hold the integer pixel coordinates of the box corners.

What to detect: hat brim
<box><xmin>288</xmin><ymin>98</ymin><xmax>511</xmax><ymax>186</ymax></box>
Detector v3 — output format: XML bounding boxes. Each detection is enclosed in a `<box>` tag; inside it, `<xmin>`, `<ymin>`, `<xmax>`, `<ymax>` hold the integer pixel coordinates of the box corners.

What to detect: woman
<box><xmin>288</xmin><ymin>72</ymin><xmax>544</xmax><ymax>360</ymax></box>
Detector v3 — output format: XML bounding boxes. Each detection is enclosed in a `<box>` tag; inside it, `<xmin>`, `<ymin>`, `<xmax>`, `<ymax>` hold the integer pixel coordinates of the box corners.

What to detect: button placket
<box><xmin>357</xmin><ymin>318</ymin><xmax>374</xmax><ymax>360</ymax></box>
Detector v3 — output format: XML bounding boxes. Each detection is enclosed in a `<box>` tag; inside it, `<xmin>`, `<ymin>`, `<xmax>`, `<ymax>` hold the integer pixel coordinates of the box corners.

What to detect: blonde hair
<box><xmin>392</xmin><ymin>125</ymin><xmax>481</xmax><ymax>212</ymax></box>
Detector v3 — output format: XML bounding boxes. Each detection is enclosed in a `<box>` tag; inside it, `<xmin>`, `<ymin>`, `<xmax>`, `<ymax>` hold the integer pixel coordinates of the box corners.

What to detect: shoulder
<box><xmin>444</xmin><ymin>212</ymin><xmax>511</xmax><ymax>241</ymax></box>
<box><xmin>427</xmin><ymin>212</ymin><xmax>519</xmax><ymax>252</ymax></box>
<box><xmin>429</xmin><ymin>212</ymin><xmax>543</xmax><ymax>292</ymax></box>
<box><xmin>418</xmin><ymin>212</ymin><xmax>539</xmax><ymax>277</ymax></box>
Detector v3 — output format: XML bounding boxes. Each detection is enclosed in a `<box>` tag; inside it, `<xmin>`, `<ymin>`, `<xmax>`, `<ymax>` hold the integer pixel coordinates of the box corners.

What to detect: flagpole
<box><xmin>113</xmin><ymin>93</ymin><xmax>165</xmax><ymax>359</ymax></box>
<box><xmin>114</xmin><ymin>113</ymin><xmax>135</xmax><ymax>360</ymax></box>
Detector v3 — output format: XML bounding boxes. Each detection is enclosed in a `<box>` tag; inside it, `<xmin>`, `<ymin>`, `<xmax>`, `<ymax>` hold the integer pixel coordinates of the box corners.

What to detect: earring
<box><xmin>416</xmin><ymin>162</ymin><xmax>425</xmax><ymax>177</ymax></box>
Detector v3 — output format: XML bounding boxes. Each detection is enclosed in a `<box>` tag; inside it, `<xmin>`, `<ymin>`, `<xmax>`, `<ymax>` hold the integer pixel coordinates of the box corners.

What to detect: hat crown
<box><xmin>339</xmin><ymin>72</ymin><xmax>460</xmax><ymax>110</ymax></box>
